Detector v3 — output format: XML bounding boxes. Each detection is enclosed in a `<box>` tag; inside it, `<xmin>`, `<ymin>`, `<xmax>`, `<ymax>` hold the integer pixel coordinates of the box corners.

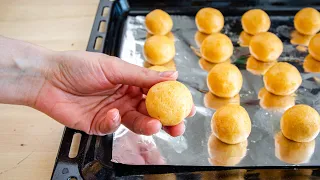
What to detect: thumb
<box><xmin>95</xmin><ymin>108</ymin><xmax>121</xmax><ymax>135</ymax></box>
<box><xmin>100</xmin><ymin>56</ymin><xmax>178</xmax><ymax>88</ymax></box>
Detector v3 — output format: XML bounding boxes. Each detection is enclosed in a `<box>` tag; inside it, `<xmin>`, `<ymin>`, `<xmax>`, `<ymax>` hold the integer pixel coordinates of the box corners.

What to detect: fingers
<box><xmin>188</xmin><ymin>104</ymin><xmax>196</xmax><ymax>117</ymax></box>
<box><xmin>163</xmin><ymin>122</ymin><xmax>186</xmax><ymax>137</ymax></box>
<box><xmin>100</xmin><ymin>56</ymin><xmax>178</xmax><ymax>88</ymax></box>
<box><xmin>122</xmin><ymin>111</ymin><xmax>162</xmax><ymax>135</ymax></box>
<box><xmin>94</xmin><ymin>108</ymin><xmax>122</xmax><ymax>135</ymax></box>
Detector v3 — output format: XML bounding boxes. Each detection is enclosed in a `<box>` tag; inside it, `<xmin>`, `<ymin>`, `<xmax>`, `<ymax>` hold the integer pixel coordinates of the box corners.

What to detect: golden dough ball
<box><xmin>263</xmin><ymin>62</ymin><xmax>302</xmax><ymax>96</ymax></box>
<box><xmin>199</xmin><ymin>58</ymin><xmax>231</xmax><ymax>72</ymax></box>
<box><xmin>208</xmin><ymin>134</ymin><xmax>247</xmax><ymax>166</ymax></box>
<box><xmin>144</xmin><ymin>59</ymin><xmax>176</xmax><ymax>71</ymax></box>
<box><xmin>146</xmin><ymin>81</ymin><xmax>193</xmax><ymax>126</ymax></box>
<box><xmin>146</xmin><ymin>32</ymin><xmax>175</xmax><ymax>41</ymax></box>
<box><xmin>145</xmin><ymin>9</ymin><xmax>173</xmax><ymax>35</ymax></box>
<box><xmin>249</xmin><ymin>32</ymin><xmax>283</xmax><ymax>62</ymax></box>
<box><xmin>195</xmin><ymin>8</ymin><xmax>224</xmax><ymax>34</ymax></box>
<box><xmin>204</xmin><ymin>92</ymin><xmax>240</xmax><ymax>110</ymax></box>
<box><xmin>246</xmin><ymin>56</ymin><xmax>276</xmax><ymax>75</ymax></box>
<box><xmin>281</xmin><ymin>104</ymin><xmax>320</xmax><ymax>142</ymax></box>
<box><xmin>238</xmin><ymin>31</ymin><xmax>253</xmax><ymax>47</ymax></box>
<box><xmin>201</xmin><ymin>33</ymin><xmax>233</xmax><ymax>63</ymax></box>
<box><xmin>194</xmin><ymin>31</ymin><xmax>209</xmax><ymax>47</ymax></box>
<box><xmin>290</xmin><ymin>30</ymin><xmax>313</xmax><ymax>46</ymax></box>
<box><xmin>144</xmin><ymin>174</ymin><xmax>176</xmax><ymax>180</ymax></box>
<box><xmin>148</xmin><ymin>66</ymin><xmax>169</xmax><ymax>72</ymax></box>
<box><xmin>241</xmin><ymin>9</ymin><xmax>271</xmax><ymax>35</ymax></box>
<box><xmin>294</xmin><ymin>7</ymin><xmax>320</xmax><ymax>36</ymax></box>
<box><xmin>303</xmin><ymin>54</ymin><xmax>320</xmax><ymax>73</ymax></box>
<box><xmin>144</xmin><ymin>35</ymin><xmax>175</xmax><ymax>65</ymax></box>
<box><xmin>309</xmin><ymin>33</ymin><xmax>320</xmax><ymax>61</ymax></box>
<box><xmin>211</xmin><ymin>104</ymin><xmax>251</xmax><ymax>144</ymax></box>
<box><xmin>207</xmin><ymin>63</ymin><xmax>243</xmax><ymax>98</ymax></box>
<box><xmin>275</xmin><ymin>132</ymin><xmax>315</xmax><ymax>164</ymax></box>
<box><xmin>258</xmin><ymin>87</ymin><xmax>295</xmax><ymax>112</ymax></box>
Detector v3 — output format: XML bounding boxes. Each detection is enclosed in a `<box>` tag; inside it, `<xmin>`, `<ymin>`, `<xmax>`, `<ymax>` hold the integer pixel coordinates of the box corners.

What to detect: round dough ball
<box><xmin>146</xmin><ymin>81</ymin><xmax>193</xmax><ymax>126</ymax></box>
<box><xmin>148</xmin><ymin>66</ymin><xmax>169</xmax><ymax>72</ymax></box>
<box><xmin>290</xmin><ymin>30</ymin><xmax>313</xmax><ymax>46</ymax></box>
<box><xmin>195</xmin><ymin>8</ymin><xmax>224</xmax><ymax>34</ymax></box>
<box><xmin>144</xmin><ymin>35</ymin><xmax>175</xmax><ymax>65</ymax></box>
<box><xmin>263</xmin><ymin>62</ymin><xmax>302</xmax><ymax>96</ymax></box>
<box><xmin>208</xmin><ymin>134</ymin><xmax>247</xmax><ymax>166</ymax></box>
<box><xmin>204</xmin><ymin>92</ymin><xmax>240</xmax><ymax>110</ymax></box>
<box><xmin>201</xmin><ymin>33</ymin><xmax>233</xmax><ymax>63</ymax></box>
<box><xmin>207</xmin><ymin>63</ymin><xmax>243</xmax><ymax>98</ymax></box>
<box><xmin>194</xmin><ymin>31</ymin><xmax>209</xmax><ymax>47</ymax></box>
<box><xmin>275</xmin><ymin>132</ymin><xmax>315</xmax><ymax>164</ymax></box>
<box><xmin>294</xmin><ymin>7</ymin><xmax>320</xmax><ymax>36</ymax></box>
<box><xmin>199</xmin><ymin>58</ymin><xmax>231</xmax><ymax>72</ymax></box>
<box><xmin>246</xmin><ymin>56</ymin><xmax>276</xmax><ymax>75</ymax></box>
<box><xmin>241</xmin><ymin>9</ymin><xmax>271</xmax><ymax>35</ymax></box>
<box><xmin>144</xmin><ymin>59</ymin><xmax>176</xmax><ymax>71</ymax></box>
<box><xmin>146</xmin><ymin>32</ymin><xmax>175</xmax><ymax>41</ymax></box>
<box><xmin>281</xmin><ymin>104</ymin><xmax>320</xmax><ymax>142</ymax></box>
<box><xmin>303</xmin><ymin>54</ymin><xmax>320</xmax><ymax>73</ymax></box>
<box><xmin>238</xmin><ymin>31</ymin><xmax>253</xmax><ymax>47</ymax></box>
<box><xmin>211</xmin><ymin>104</ymin><xmax>251</xmax><ymax>144</ymax></box>
<box><xmin>309</xmin><ymin>33</ymin><xmax>320</xmax><ymax>61</ymax></box>
<box><xmin>249</xmin><ymin>32</ymin><xmax>283</xmax><ymax>62</ymax></box>
<box><xmin>145</xmin><ymin>9</ymin><xmax>173</xmax><ymax>35</ymax></box>
<box><xmin>258</xmin><ymin>87</ymin><xmax>295</xmax><ymax>112</ymax></box>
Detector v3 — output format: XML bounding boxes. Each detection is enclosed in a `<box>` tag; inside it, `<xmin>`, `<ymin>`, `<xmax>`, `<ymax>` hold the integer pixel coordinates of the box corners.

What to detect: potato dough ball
<box><xmin>208</xmin><ymin>134</ymin><xmax>247</xmax><ymax>166</ymax></box>
<box><xmin>144</xmin><ymin>59</ymin><xmax>176</xmax><ymax>71</ymax></box>
<box><xmin>241</xmin><ymin>9</ymin><xmax>271</xmax><ymax>35</ymax></box>
<box><xmin>281</xmin><ymin>104</ymin><xmax>320</xmax><ymax>142</ymax></box>
<box><xmin>146</xmin><ymin>32</ymin><xmax>174</xmax><ymax>41</ymax></box>
<box><xmin>238</xmin><ymin>31</ymin><xmax>253</xmax><ymax>47</ymax></box>
<box><xmin>146</xmin><ymin>81</ymin><xmax>193</xmax><ymax>126</ymax></box>
<box><xmin>263</xmin><ymin>62</ymin><xmax>302</xmax><ymax>96</ymax></box>
<box><xmin>195</xmin><ymin>8</ymin><xmax>224</xmax><ymax>34</ymax></box>
<box><xmin>201</xmin><ymin>33</ymin><xmax>233</xmax><ymax>63</ymax></box>
<box><xmin>144</xmin><ymin>35</ymin><xmax>175</xmax><ymax>65</ymax></box>
<box><xmin>258</xmin><ymin>88</ymin><xmax>295</xmax><ymax>112</ymax></box>
<box><xmin>204</xmin><ymin>92</ymin><xmax>240</xmax><ymax>110</ymax></box>
<box><xmin>207</xmin><ymin>63</ymin><xmax>243</xmax><ymax>98</ymax></box>
<box><xmin>145</xmin><ymin>9</ymin><xmax>173</xmax><ymax>35</ymax></box>
<box><xmin>211</xmin><ymin>104</ymin><xmax>251</xmax><ymax>144</ymax></box>
<box><xmin>290</xmin><ymin>30</ymin><xmax>313</xmax><ymax>46</ymax></box>
<box><xmin>199</xmin><ymin>58</ymin><xmax>231</xmax><ymax>72</ymax></box>
<box><xmin>246</xmin><ymin>56</ymin><xmax>276</xmax><ymax>75</ymax></box>
<box><xmin>303</xmin><ymin>54</ymin><xmax>320</xmax><ymax>73</ymax></box>
<box><xmin>194</xmin><ymin>31</ymin><xmax>209</xmax><ymax>47</ymax></box>
<box><xmin>294</xmin><ymin>7</ymin><xmax>320</xmax><ymax>35</ymax></box>
<box><xmin>275</xmin><ymin>132</ymin><xmax>315</xmax><ymax>164</ymax></box>
<box><xmin>148</xmin><ymin>66</ymin><xmax>169</xmax><ymax>72</ymax></box>
<box><xmin>309</xmin><ymin>33</ymin><xmax>320</xmax><ymax>61</ymax></box>
<box><xmin>249</xmin><ymin>32</ymin><xmax>283</xmax><ymax>62</ymax></box>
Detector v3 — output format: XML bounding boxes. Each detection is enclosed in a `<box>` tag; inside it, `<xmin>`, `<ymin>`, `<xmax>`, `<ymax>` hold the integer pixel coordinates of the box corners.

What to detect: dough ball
<box><xmin>275</xmin><ymin>132</ymin><xmax>315</xmax><ymax>164</ymax></box>
<box><xmin>208</xmin><ymin>134</ymin><xmax>247</xmax><ymax>166</ymax></box>
<box><xmin>303</xmin><ymin>54</ymin><xmax>320</xmax><ymax>73</ymax></box>
<box><xmin>263</xmin><ymin>62</ymin><xmax>302</xmax><ymax>96</ymax></box>
<box><xmin>194</xmin><ymin>31</ymin><xmax>209</xmax><ymax>47</ymax></box>
<box><xmin>204</xmin><ymin>92</ymin><xmax>240</xmax><ymax>110</ymax></box>
<box><xmin>146</xmin><ymin>81</ymin><xmax>193</xmax><ymax>126</ymax></box>
<box><xmin>294</xmin><ymin>7</ymin><xmax>320</xmax><ymax>35</ymax></box>
<box><xmin>309</xmin><ymin>33</ymin><xmax>320</xmax><ymax>61</ymax></box>
<box><xmin>199</xmin><ymin>58</ymin><xmax>231</xmax><ymax>72</ymax></box>
<box><xmin>238</xmin><ymin>31</ymin><xmax>253</xmax><ymax>47</ymax></box>
<box><xmin>144</xmin><ymin>59</ymin><xmax>176</xmax><ymax>71</ymax></box>
<box><xmin>211</xmin><ymin>104</ymin><xmax>251</xmax><ymax>144</ymax></box>
<box><xmin>249</xmin><ymin>32</ymin><xmax>283</xmax><ymax>62</ymax></box>
<box><xmin>201</xmin><ymin>33</ymin><xmax>233</xmax><ymax>63</ymax></box>
<box><xmin>281</xmin><ymin>104</ymin><xmax>320</xmax><ymax>142</ymax></box>
<box><xmin>195</xmin><ymin>8</ymin><xmax>224</xmax><ymax>34</ymax></box>
<box><xmin>241</xmin><ymin>9</ymin><xmax>271</xmax><ymax>35</ymax></box>
<box><xmin>246</xmin><ymin>56</ymin><xmax>276</xmax><ymax>75</ymax></box>
<box><xmin>144</xmin><ymin>174</ymin><xmax>176</xmax><ymax>180</ymax></box>
<box><xmin>207</xmin><ymin>63</ymin><xmax>243</xmax><ymax>98</ymax></box>
<box><xmin>144</xmin><ymin>35</ymin><xmax>175</xmax><ymax>65</ymax></box>
<box><xmin>145</xmin><ymin>9</ymin><xmax>173</xmax><ymax>35</ymax></box>
<box><xmin>146</xmin><ymin>31</ymin><xmax>175</xmax><ymax>41</ymax></box>
<box><xmin>290</xmin><ymin>30</ymin><xmax>313</xmax><ymax>46</ymax></box>
<box><xmin>148</xmin><ymin>66</ymin><xmax>169</xmax><ymax>72</ymax></box>
<box><xmin>258</xmin><ymin>87</ymin><xmax>295</xmax><ymax>112</ymax></box>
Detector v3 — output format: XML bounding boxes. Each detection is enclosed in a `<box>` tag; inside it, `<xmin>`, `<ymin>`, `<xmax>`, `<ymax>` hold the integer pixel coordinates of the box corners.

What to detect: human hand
<box><xmin>33</xmin><ymin>51</ymin><xmax>195</xmax><ymax>136</ymax></box>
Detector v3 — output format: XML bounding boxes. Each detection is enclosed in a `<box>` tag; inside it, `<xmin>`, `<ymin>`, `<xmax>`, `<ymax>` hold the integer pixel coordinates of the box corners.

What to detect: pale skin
<box><xmin>0</xmin><ymin>36</ymin><xmax>195</xmax><ymax>137</ymax></box>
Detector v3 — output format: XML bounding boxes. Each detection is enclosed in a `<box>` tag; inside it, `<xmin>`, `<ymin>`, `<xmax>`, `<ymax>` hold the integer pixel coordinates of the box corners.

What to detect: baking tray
<box><xmin>51</xmin><ymin>0</ymin><xmax>320</xmax><ymax>179</ymax></box>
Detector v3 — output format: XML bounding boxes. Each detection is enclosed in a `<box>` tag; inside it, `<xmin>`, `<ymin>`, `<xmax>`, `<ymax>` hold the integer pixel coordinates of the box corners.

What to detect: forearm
<box><xmin>0</xmin><ymin>36</ymin><xmax>52</xmax><ymax>106</ymax></box>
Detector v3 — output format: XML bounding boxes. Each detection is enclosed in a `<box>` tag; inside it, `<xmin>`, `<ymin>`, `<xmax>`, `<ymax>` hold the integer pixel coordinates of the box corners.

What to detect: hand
<box><xmin>34</xmin><ymin>51</ymin><xmax>195</xmax><ymax>136</ymax></box>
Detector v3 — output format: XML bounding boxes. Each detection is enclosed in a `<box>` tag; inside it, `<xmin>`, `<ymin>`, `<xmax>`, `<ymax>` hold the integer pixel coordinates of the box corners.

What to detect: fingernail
<box><xmin>159</xmin><ymin>71</ymin><xmax>178</xmax><ymax>78</ymax></box>
<box><xmin>110</xmin><ymin>109</ymin><xmax>120</xmax><ymax>123</ymax></box>
<box><xmin>147</xmin><ymin>120</ymin><xmax>162</xmax><ymax>132</ymax></box>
